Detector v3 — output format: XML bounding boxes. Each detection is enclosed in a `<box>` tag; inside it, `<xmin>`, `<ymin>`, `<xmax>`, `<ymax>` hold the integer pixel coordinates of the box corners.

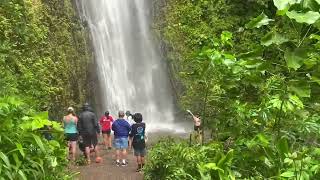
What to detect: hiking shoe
<box><xmin>121</xmin><ymin>161</ymin><xmax>128</xmax><ymax>167</ymax></box>
<box><xmin>108</xmin><ymin>147</ymin><xmax>112</xmax><ymax>150</ymax></box>
<box><xmin>116</xmin><ymin>161</ymin><xmax>121</xmax><ymax>167</ymax></box>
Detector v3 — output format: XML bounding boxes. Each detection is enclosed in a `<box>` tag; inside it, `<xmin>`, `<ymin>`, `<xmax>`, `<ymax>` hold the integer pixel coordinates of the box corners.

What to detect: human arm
<box><xmin>93</xmin><ymin>114</ymin><xmax>100</xmax><ymax>134</ymax></box>
<box><xmin>128</xmin><ymin>124</ymin><xmax>134</xmax><ymax>150</ymax></box>
<box><xmin>129</xmin><ymin>137</ymin><xmax>133</xmax><ymax>150</ymax></box>
<box><xmin>77</xmin><ymin>115</ymin><xmax>83</xmax><ymax>135</ymax></box>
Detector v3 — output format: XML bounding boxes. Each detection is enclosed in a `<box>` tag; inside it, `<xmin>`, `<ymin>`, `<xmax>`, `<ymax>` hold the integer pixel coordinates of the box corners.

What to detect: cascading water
<box><xmin>76</xmin><ymin>0</ymin><xmax>187</xmax><ymax>132</ymax></box>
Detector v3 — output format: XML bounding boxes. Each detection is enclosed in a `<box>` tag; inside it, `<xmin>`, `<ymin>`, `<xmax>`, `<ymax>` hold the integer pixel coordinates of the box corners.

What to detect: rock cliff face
<box><xmin>152</xmin><ymin>0</ymin><xmax>184</xmax><ymax>113</ymax></box>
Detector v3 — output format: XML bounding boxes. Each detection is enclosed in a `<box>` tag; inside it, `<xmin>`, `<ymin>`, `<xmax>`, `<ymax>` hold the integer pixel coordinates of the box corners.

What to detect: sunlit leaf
<box><xmin>286</xmin><ymin>11</ymin><xmax>320</xmax><ymax>24</ymax></box>
<box><xmin>245</xmin><ymin>12</ymin><xmax>274</xmax><ymax>29</ymax></box>
<box><xmin>281</xmin><ymin>171</ymin><xmax>295</xmax><ymax>177</ymax></box>
<box><xmin>0</xmin><ymin>152</ymin><xmax>11</xmax><ymax>170</ymax></box>
<box><xmin>288</xmin><ymin>94</ymin><xmax>304</xmax><ymax>109</ymax></box>
<box><xmin>273</xmin><ymin>0</ymin><xmax>297</xmax><ymax>10</ymax></box>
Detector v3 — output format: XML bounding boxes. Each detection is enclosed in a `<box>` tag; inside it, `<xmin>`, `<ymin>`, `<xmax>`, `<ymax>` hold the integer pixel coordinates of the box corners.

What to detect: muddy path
<box><xmin>70</xmin><ymin>130</ymin><xmax>190</xmax><ymax>180</ymax></box>
<box><xmin>71</xmin><ymin>143</ymin><xmax>144</xmax><ymax>180</ymax></box>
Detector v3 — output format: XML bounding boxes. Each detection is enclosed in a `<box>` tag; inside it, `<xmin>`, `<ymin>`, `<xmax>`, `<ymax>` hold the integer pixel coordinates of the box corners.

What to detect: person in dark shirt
<box><xmin>77</xmin><ymin>103</ymin><xmax>101</xmax><ymax>164</ymax></box>
<box><xmin>129</xmin><ymin>113</ymin><xmax>146</xmax><ymax>172</ymax></box>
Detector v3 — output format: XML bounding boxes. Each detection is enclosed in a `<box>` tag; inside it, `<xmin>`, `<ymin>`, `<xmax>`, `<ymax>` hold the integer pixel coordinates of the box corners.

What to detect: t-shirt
<box><xmin>126</xmin><ymin>115</ymin><xmax>134</xmax><ymax>126</ymax></box>
<box><xmin>99</xmin><ymin>115</ymin><xmax>113</xmax><ymax>131</ymax></box>
<box><xmin>129</xmin><ymin>123</ymin><xmax>146</xmax><ymax>149</ymax></box>
<box><xmin>112</xmin><ymin>119</ymin><xmax>131</xmax><ymax>138</ymax></box>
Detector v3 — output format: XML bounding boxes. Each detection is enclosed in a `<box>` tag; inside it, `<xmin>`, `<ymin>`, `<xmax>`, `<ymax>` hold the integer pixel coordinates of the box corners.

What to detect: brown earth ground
<box><xmin>70</xmin><ymin>130</ymin><xmax>192</xmax><ymax>180</ymax></box>
<box><xmin>71</xmin><ymin>142</ymin><xmax>143</xmax><ymax>180</ymax></box>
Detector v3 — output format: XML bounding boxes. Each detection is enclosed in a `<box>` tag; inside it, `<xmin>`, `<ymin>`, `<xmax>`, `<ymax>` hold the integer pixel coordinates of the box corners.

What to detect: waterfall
<box><xmin>76</xmin><ymin>0</ymin><xmax>186</xmax><ymax>132</ymax></box>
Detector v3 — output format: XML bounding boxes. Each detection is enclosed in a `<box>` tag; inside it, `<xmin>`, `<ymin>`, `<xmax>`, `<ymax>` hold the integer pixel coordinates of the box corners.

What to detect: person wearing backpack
<box><xmin>129</xmin><ymin>113</ymin><xmax>146</xmax><ymax>172</ymax></box>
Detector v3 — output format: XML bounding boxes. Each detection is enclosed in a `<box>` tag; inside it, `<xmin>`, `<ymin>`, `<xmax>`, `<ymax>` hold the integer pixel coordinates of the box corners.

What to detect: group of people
<box><xmin>62</xmin><ymin>103</ymin><xmax>147</xmax><ymax>172</ymax></box>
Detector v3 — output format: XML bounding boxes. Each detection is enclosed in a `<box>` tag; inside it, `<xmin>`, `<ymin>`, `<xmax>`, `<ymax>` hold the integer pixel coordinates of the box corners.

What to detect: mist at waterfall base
<box><xmin>76</xmin><ymin>0</ymin><xmax>191</xmax><ymax>133</ymax></box>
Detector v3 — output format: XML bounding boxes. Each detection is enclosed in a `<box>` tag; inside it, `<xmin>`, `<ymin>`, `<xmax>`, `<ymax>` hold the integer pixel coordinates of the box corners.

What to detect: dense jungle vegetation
<box><xmin>146</xmin><ymin>0</ymin><xmax>320</xmax><ymax>179</ymax></box>
<box><xmin>0</xmin><ymin>0</ymin><xmax>90</xmax><ymax>178</ymax></box>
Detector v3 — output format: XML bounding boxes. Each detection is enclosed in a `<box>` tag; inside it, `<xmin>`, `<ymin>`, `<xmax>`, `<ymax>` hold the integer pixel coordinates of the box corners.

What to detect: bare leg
<box><xmin>116</xmin><ymin>149</ymin><xmax>120</xmax><ymax>161</ymax></box>
<box><xmin>94</xmin><ymin>145</ymin><xmax>100</xmax><ymax>158</ymax></box>
<box><xmin>85</xmin><ymin>147</ymin><xmax>91</xmax><ymax>163</ymax></box>
<box><xmin>122</xmin><ymin>149</ymin><xmax>127</xmax><ymax>160</ymax></box>
<box><xmin>67</xmin><ymin>142</ymin><xmax>71</xmax><ymax>160</ymax></box>
<box><xmin>107</xmin><ymin>134</ymin><xmax>112</xmax><ymax>148</ymax></box>
<box><xmin>136</xmin><ymin>156</ymin><xmax>141</xmax><ymax>165</ymax></box>
<box><xmin>70</xmin><ymin>141</ymin><xmax>77</xmax><ymax>161</ymax></box>
<box><xmin>103</xmin><ymin>134</ymin><xmax>108</xmax><ymax>148</ymax></box>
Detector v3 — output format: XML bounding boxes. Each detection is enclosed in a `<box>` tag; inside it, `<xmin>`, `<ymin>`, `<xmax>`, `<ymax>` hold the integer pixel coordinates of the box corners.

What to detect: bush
<box><xmin>0</xmin><ymin>96</ymin><xmax>70</xmax><ymax>179</ymax></box>
<box><xmin>144</xmin><ymin>138</ymin><xmax>235</xmax><ymax>180</ymax></box>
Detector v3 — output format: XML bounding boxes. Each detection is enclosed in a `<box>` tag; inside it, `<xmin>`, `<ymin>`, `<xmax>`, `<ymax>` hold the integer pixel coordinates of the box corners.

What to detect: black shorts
<box><xmin>102</xmin><ymin>129</ymin><xmax>111</xmax><ymax>135</ymax></box>
<box><xmin>65</xmin><ymin>133</ymin><xmax>78</xmax><ymax>141</ymax></box>
<box><xmin>82</xmin><ymin>133</ymin><xmax>98</xmax><ymax>147</ymax></box>
<box><xmin>194</xmin><ymin>126</ymin><xmax>202</xmax><ymax>131</ymax></box>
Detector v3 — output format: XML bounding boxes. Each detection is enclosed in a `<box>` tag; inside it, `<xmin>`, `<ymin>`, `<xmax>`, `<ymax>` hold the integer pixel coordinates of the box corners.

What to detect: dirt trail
<box><xmin>72</xmin><ymin>144</ymin><xmax>144</xmax><ymax>180</ymax></box>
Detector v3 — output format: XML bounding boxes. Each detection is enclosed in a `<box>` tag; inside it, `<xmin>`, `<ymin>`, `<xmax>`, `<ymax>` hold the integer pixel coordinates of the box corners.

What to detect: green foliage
<box><xmin>0</xmin><ymin>0</ymin><xmax>91</xmax><ymax>116</ymax></box>
<box><xmin>144</xmin><ymin>138</ymin><xmax>234</xmax><ymax>180</ymax></box>
<box><xmin>151</xmin><ymin>0</ymin><xmax>320</xmax><ymax>179</ymax></box>
<box><xmin>0</xmin><ymin>0</ymin><xmax>91</xmax><ymax>178</ymax></box>
<box><xmin>0</xmin><ymin>96</ymin><xmax>70</xmax><ymax>179</ymax></box>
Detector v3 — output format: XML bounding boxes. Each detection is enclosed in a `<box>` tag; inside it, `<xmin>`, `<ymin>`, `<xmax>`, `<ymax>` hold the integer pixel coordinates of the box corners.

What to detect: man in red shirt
<box><xmin>99</xmin><ymin>111</ymin><xmax>114</xmax><ymax>149</ymax></box>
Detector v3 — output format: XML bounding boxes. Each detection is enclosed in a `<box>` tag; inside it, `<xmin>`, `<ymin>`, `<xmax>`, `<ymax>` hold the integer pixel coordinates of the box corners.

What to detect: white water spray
<box><xmin>76</xmin><ymin>0</ymin><xmax>187</xmax><ymax>132</ymax></box>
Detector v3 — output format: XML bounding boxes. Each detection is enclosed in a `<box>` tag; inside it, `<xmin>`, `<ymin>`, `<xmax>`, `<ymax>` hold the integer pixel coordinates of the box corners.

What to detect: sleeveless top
<box><xmin>63</xmin><ymin>115</ymin><xmax>78</xmax><ymax>134</ymax></box>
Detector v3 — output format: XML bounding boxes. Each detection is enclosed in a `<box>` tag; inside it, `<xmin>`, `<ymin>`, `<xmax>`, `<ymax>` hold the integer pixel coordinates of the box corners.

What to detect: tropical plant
<box><xmin>0</xmin><ymin>96</ymin><xmax>70</xmax><ymax>179</ymax></box>
<box><xmin>146</xmin><ymin>0</ymin><xmax>320</xmax><ymax>179</ymax></box>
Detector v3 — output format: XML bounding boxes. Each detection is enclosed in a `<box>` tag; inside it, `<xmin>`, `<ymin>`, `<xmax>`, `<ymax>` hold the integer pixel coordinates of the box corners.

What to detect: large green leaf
<box><xmin>281</xmin><ymin>171</ymin><xmax>295</xmax><ymax>177</ymax></box>
<box><xmin>32</xmin><ymin>134</ymin><xmax>46</xmax><ymax>152</ymax></box>
<box><xmin>261</xmin><ymin>31</ymin><xmax>288</xmax><ymax>46</ymax></box>
<box><xmin>316</xmin><ymin>0</ymin><xmax>320</xmax><ymax>4</ymax></box>
<box><xmin>245</xmin><ymin>12</ymin><xmax>274</xmax><ymax>29</ymax></box>
<box><xmin>277</xmin><ymin>137</ymin><xmax>289</xmax><ymax>159</ymax></box>
<box><xmin>286</xmin><ymin>11</ymin><xmax>320</xmax><ymax>24</ymax></box>
<box><xmin>284</xmin><ymin>48</ymin><xmax>307</xmax><ymax>70</ymax></box>
<box><xmin>288</xmin><ymin>94</ymin><xmax>304</xmax><ymax>109</ymax></box>
<box><xmin>273</xmin><ymin>0</ymin><xmax>297</xmax><ymax>10</ymax></box>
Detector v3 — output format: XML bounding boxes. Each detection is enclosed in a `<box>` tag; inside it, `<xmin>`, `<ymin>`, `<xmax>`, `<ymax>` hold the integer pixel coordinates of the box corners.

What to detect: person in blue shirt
<box><xmin>112</xmin><ymin>110</ymin><xmax>131</xmax><ymax>166</ymax></box>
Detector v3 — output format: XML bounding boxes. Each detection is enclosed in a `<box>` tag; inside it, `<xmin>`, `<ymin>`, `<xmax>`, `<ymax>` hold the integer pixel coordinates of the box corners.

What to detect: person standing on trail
<box><xmin>129</xmin><ymin>113</ymin><xmax>147</xmax><ymax>172</ymax></box>
<box><xmin>125</xmin><ymin>110</ymin><xmax>135</xmax><ymax>126</ymax></box>
<box><xmin>112</xmin><ymin>110</ymin><xmax>131</xmax><ymax>166</ymax></box>
<box><xmin>99</xmin><ymin>110</ymin><xmax>113</xmax><ymax>150</ymax></box>
<box><xmin>78</xmin><ymin>103</ymin><xmax>101</xmax><ymax>164</ymax></box>
<box><xmin>63</xmin><ymin>107</ymin><xmax>78</xmax><ymax>161</ymax></box>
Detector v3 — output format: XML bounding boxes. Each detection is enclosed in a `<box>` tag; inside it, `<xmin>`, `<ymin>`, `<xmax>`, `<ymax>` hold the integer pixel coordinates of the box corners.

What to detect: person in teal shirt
<box><xmin>63</xmin><ymin>107</ymin><xmax>78</xmax><ymax>161</ymax></box>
